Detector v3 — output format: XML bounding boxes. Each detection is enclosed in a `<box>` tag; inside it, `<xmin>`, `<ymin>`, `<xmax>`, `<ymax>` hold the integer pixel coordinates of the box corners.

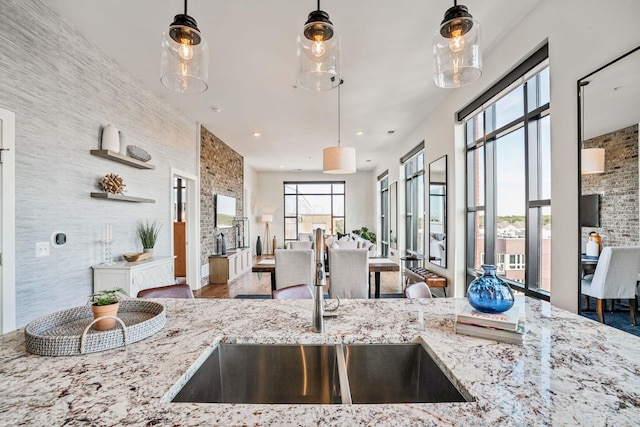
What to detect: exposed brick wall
<box><xmin>200</xmin><ymin>126</ymin><xmax>244</xmax><ymax>285</ymax></box>
<box><xmin>582</xmin><ymin>124</ymin><xmax>639</xmax><ymax>247</ymax></box>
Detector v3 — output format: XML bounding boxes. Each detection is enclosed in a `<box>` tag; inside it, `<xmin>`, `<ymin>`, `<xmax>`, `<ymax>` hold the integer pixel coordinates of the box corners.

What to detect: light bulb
<box><xmin>178</xmin><ymin>39</ymin><xmax>194</xmax><ymax>60</ymax></box>
<box><xmin>311</xmin><ymin>39</ymin><xmax>326</xmax><ymax>57</ymax></box>
<box><xmin>448</xmin><ymin>30</ymin><xmax>464</xmax><ymax>53</ymax></box>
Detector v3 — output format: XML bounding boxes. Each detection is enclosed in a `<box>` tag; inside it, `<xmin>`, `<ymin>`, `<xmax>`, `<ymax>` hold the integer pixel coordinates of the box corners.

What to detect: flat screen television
<box><xmin>215</xmin><ymin>194</ymin><xmax>236</xmax><ymax>228</ymax></box>
<box><xmin>580</xmin><ymin>194</ymin><xmax>600</xmax><ymax>227</ymax></box>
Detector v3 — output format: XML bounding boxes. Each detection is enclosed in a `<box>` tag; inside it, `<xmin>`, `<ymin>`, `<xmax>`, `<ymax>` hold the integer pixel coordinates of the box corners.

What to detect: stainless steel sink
<box><xmin>172</xmin><ymin>344</ymin><xmax>342</xmax><ymax>404</ymax></box>
<box><xmin>170</xmin><ymin>343</ymin><xmax>469</xmax><ymax>405</ymax></box>
<box><xmin>344</xmin><ymin>344</ymin><xmax>468</xmax><ymax>404</ymax></box>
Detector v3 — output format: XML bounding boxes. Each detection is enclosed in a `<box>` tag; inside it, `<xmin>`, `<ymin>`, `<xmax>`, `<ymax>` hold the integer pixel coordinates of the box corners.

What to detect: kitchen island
<box><xmin>1</xmin><ymin>297</ymin><xmax>639</xmax><ymax>426</ymax></box>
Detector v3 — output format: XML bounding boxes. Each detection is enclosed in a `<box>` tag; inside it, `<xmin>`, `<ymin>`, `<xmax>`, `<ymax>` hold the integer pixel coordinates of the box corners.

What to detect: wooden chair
<box><xmin>272</xmin><ymin>284</ymin><xmax>313</xmax><ymax>300</ymax></box>
<box><xmin>404</xmin><ymin>282</ymin><xmax>433</xmax><ymax>299</ymax></box>
<box><xmin>136</xmin><ymin>284</ymin><xmax>194</xmax><ymax>299</ymax></box>
<box><xmin>581</xmin><ymin>246</ymin><xmax>640</xmax><ymax>325</ymax></box>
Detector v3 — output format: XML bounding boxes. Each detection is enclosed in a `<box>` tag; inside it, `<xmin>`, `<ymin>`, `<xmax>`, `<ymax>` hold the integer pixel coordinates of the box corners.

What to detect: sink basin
<box><xmin>170</xmin><ymin>343</ymin><xmax>469</xmax><ymax>405</ymax></box>
<box><xmin>344</xmin><ymin>344</ymin><xmax>468</xmax><ymax>404</ymax></box>
<box><xmin>172</xmin><ymin>344</ymin><xmax>342</xmax><ymax>404</ymax></box>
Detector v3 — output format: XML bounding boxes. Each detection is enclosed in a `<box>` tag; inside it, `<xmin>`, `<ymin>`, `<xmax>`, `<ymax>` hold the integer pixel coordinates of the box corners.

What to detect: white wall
<box><xmin>254</xmin><ymin>171</ymin><xmax>375</xmax><ymax>248</ymax></box>
<box><xmin>374</xmin><ymin>0</ymin><xmax>640</xmax><ymax>310</ymax></box>
<box><xmin>243</xmin><ymin>164</ymin><xmax>259</xmax><ymax>253</ymax></box>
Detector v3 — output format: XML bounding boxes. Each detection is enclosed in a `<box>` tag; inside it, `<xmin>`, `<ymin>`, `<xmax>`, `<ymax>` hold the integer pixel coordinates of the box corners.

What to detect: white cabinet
<box><xmin>208</xmin><ymin>248</ymin><xmax>252</xmax><ymax>284</ymax></box>
<box><xmin>92</xmin><ymin>256</ymin><xmax>175</xmax><ymax>297</ymax></box>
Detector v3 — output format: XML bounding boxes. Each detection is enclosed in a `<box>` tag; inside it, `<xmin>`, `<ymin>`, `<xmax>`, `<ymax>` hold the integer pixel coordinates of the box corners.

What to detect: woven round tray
<box><xmin>24</xmin><ymin>300</ymin><xmax>165</xmax><ymax>356</ymax></box>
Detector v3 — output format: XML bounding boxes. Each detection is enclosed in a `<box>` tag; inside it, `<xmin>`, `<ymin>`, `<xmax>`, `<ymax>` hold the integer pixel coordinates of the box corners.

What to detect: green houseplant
<box><xmin>88</xmin><ymin>288</ymin><xmax>127</xmax><ymax>331</ymax></box>
<box><xmin>352</xmin><ymin>227</ymin><xmax>376</xmax><ymax>244</ymax></box>
<box><xmin>137</xmin><ymin>219</ymin><xmax>162</xmax><ymax>253</ymax></box>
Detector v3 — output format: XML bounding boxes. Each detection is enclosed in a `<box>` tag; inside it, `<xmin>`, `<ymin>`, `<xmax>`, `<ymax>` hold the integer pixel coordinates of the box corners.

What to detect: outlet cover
<box><xmin>36</xmin><ymin>242</ymin><xmax>50</xmax><ymax>257</ymax></box>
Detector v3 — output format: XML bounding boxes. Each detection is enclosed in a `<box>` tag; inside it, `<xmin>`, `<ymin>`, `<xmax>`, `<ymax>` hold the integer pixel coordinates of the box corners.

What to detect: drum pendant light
<box><xmin>297</xmin><ymin>0</ymin><xmax>341</xmax><ymax>91</ymax></box>
<box><xmin>580</xmin><ymin>81</ymin><xmax>605</xmax><ymax>174</ymax></box>
<box><xmin>433</xmin><ymin>1</ymin><xmax>482</xmax><ymax>88</ymax></box>
<box><xmin>161</xmin><ymin>0</ymin><xmax>209</xmax><ymax>93</ymax></box>
<box><xmin>323</xmin><ymin>80</ymin><xmax>356</xmax><ymax>174</ymax></box>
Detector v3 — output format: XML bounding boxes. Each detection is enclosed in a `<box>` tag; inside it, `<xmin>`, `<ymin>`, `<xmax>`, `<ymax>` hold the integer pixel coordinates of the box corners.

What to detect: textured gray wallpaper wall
<box><xmin>0</xmin><ymin>1</ymin><xmax>198</xmax><ymax>326</ymax></box>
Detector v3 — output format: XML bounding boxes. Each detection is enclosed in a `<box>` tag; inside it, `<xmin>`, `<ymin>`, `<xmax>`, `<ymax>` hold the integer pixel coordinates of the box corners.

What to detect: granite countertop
<box><xmin>1</xmin><ymin>297</ymin><xmax>639</xmax><ymax>426</ymax></box>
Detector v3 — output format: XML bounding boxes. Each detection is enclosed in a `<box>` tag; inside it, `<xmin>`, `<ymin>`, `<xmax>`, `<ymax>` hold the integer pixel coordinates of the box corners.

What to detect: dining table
<box><xmin>252</xmin><ymin>256</ymin><xmax>400</xmax><ymax>298</ymax></box>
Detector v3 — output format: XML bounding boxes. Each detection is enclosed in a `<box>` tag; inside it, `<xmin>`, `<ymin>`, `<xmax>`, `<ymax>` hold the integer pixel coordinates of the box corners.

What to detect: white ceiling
<box><xmin>42</xmin><ymin>0</ymin><xmax>542</xmax><ymax>172</ymax></box>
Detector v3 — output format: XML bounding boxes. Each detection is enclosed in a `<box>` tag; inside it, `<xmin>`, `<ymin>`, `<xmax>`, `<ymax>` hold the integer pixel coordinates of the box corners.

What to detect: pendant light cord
<box><xmin>337</xmin><ymin>79</ymin><xmax>344</xmax><ymax>147</ymax></box>
<box><xmin>184</xmin><ymin>0</ymin><xmax>188</xmax><ymax>15</ymax></box>
<box><xmin>317</xmin><ymin>0</ymin><xmax>321</xmax><ymax>11</ymax></box>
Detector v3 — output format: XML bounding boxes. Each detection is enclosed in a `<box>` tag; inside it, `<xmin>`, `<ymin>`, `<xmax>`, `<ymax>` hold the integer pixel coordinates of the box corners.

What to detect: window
<box><xmin>464</xmin><ymin>45</ymin><xmax>550</xmax><ymax>300</ymax></box>
<box><xmin>283</xmin><ymin>182</ymin><xmax>345</xmax><ymax>245</ymax></box>
<box><xmin>379</xmin><ymin>174</ymin><xmax>389</xmax><ymax>257</ymax></box>
<box><xmin>405</xmin><ymin>152</ymin><xmax>425</xmax><ymax>255</ymax></box>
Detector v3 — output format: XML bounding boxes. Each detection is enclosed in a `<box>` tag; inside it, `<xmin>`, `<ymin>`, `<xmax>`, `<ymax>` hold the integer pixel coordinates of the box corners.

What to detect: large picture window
<box><xmin>405</xmin><ymin>152</ymin><xmax>425</xmax><ymax>255</ymax></box>
<box><xmin>379</xmin><ymin>174</ymin><xmax>389</xmax><ymax>257</ymax></box>
<box><xmin>283</xmin><ymin>182</ymin><xmax>345</xmax><ymax>245</ymax></box>
<box><xmin>464</xmin><ymin>46</ymin><xmax>551</xmax><ymax>300</ymax></box>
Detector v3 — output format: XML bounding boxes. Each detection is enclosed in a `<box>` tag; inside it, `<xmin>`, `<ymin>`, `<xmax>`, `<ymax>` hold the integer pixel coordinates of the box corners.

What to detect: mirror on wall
<box><xmin>578</xmin><ymin>46</ymin><xmax>640</xmax><ymax>315</ymax></box>
<box><xmin>389</xmin><ymin>182</ymin><xmax>397</xmax><ymax>250</ymax></box>
<box><xmin>429</xmin><ymin>156</ymin><xmax>447</xmax><ymax>267</ymax></box>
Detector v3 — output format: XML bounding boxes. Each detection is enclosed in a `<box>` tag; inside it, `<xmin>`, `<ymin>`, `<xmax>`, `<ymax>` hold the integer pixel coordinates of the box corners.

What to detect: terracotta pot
<box><xmin>91</xmin><ymin>302</ymin><xmax>119</xmax><ymax>331</ymax></box>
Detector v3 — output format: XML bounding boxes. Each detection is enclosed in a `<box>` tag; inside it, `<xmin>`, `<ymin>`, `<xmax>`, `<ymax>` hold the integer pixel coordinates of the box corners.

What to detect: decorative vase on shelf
<box><xmin>101</xmin><ymin>124</ymin><xmax>120</xmax><ymax>152</ymax></box>
<box><xmin>143</xmin><ymin>248</ymin><xmax>154</xmax><ymax>255</ymax></box>
<box><xmin>256</xmin><ymin>236</ymin><xmax>262</xmax><ymax>256</ymax></box>
<box><xmin>213</xmin><ymin>227</ymin><xmax>222</xmax><ymax>256</ymax></box>
<box><xmin>467</xmin><ymin>264</ymin><xmax>515</xmax><ymax>314</ymax></box>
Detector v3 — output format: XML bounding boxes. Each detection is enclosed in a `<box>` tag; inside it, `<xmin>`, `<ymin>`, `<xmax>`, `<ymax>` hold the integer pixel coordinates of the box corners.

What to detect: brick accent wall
<box><xmin>582</xmin><ymin>124</ymin><xmax>639</xmax><ymax>247</ymax></box>
<box><xmin>200</xmin><ymin>126</ymin><xmax>244</xmax><ymax>285</ymax></box>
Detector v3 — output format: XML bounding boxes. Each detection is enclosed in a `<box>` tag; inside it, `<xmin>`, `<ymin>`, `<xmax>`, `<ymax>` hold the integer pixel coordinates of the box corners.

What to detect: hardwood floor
<box><xmin>193</xmin><ymin>270</ymin><xmax>404</xmax><ymax>299</ymax></box>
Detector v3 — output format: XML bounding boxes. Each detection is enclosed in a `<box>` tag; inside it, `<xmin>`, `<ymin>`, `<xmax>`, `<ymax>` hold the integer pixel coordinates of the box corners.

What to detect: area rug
<box><xmin>581</xmin><ymin>297</ymin><xmax>640</xmax><ymax>338</ymax></box>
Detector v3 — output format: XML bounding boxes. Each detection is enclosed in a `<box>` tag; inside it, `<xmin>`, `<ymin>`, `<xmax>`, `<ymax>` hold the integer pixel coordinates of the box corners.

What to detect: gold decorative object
<box><xmin>100</xmin><ymin>173</ymin><xmax>126</xmax><ymax>194</ymax></box>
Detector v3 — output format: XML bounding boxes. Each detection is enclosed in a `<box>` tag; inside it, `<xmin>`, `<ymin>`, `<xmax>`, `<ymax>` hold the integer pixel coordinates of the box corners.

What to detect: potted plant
<box><xmin>88</xmin><ymin>288</ymin><xmax>127</xmax><ymax>330</ymax></box>
<box><xmin>352</xmin><ymin>227</ymin><xmax>377</xmax><ymax>244</ymax></box>
<box><xmin>137</xmin><ymin>219</ymin><xmax>161</xmax><ymax>254</ymax></box>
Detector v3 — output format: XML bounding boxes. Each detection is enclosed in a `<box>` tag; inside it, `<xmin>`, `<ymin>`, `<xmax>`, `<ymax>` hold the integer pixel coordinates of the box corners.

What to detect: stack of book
<box><xmin>454</xmin><ymin>303</ymin><xmax>525</xmax><ymax>345</ymax></box>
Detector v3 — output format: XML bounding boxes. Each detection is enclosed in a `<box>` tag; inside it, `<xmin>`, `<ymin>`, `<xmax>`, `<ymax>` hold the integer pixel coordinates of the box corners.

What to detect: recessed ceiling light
<box><xmin>356</xmin><ymin>131</ymin><xmax>364</xmax><ymax>136</ymax></box>
<box><xmin>211</xmin><ymin>106</ymin><xmax>222</xmax><ymax>113</ymax></box>
<box><xmin>252</xmin><ymin>132</ymin><xmax>261</xmax><ymax>137</ymax></box>
<box><xmin>279</xmin><ymin>165</ymin><xmax>284</xmax><ymax>168</ymax></box>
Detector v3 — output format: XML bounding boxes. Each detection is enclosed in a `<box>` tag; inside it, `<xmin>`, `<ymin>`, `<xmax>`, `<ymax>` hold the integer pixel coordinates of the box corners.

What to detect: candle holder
<box><xmin>102</xmin><ymin>240</ymin><xmax>114</xmax><ymax>265</ymax></box>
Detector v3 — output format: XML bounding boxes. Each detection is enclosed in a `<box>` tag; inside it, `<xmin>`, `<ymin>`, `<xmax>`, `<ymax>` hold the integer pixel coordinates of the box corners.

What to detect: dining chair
<box><xmin>328</xmin><ymin>248</ymin><xmax>369</xmax><ymax>299</ymax></box>
<box><xmin>272</xmin><ymin>284</ymin><xmax>313</xmax><ymax>299</ymax></box>
<box><xmin>274</xmin><ymin>248</ymin><xmax>314</xmax><ymax>291</ymax></box>
<box><xmin>136</xmin><ymin>284</ymin><xmax>194</xmax><ymax>299</ymax></box>
<box><xmin>404</xmin><ymin>282</ymin><xmax>433</xmax><ymax>299</ymax></box>
<box><xmin>581</xmin><ymin>246</ymin><xmax>640</xmax><ymax>325</ymax></box>
<box><xmin>288</xmin><ymin>241</ymin><xmax>313</xmax><ymax>250</ymax></box>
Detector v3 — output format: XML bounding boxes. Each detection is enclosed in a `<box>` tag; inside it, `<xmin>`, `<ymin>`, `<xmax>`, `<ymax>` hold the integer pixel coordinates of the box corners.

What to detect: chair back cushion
<box><xmin>334</xmin><ymin>240</ymin><xmax>358</xmax><ymax>249</ymax></box>
<box><xmin>328</xmin><ymin>248</ymin><xmax>369</xmax><ymax>299</ymax></box>
<box><xmin>275</xmin><ymin>249</ymin><xmax>315</xmax><ymax>290</ymax></box>
<box><xmin>272</xmin><ymin>284</ymin><xmax>313</xmax><ymax>299</ymax></box>
<box><xmin>288</xmin><ymin>241</ymin><xmax>313</xmax><ymax>250</ymax></box>
<box><xmin>137</xmin><ymin>284</ymin><xmax>194</xmax><ymax>299</ymax></box>
<box><xmin>583</xmin><ymin>246</ymin><xmax>640</xmax><ymax>299</ymax></box>
<box><xmin>404</xmin><ymin>282</ymin><xmax>433</xmax><ymax>299</ymax></box>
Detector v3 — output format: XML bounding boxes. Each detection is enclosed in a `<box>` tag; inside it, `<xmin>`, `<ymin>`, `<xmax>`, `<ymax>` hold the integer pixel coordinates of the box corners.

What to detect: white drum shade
<box><xmin>323</xmin><ymin>146</ymin><xmax>356</xmax><ymax>174</ymax></box>
<box><xmin>581</xmin><ymin>148</ymin><xmax>605</xmax><ymax>174</ymax></box>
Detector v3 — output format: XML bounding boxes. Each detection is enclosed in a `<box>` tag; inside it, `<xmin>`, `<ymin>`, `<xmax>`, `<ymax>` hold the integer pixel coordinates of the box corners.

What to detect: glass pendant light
<box><xmin>433</xmin><ymin>1</ymin><xmax>482</xmax><ymax>88</ymax></box>
<box><xmin>323</xmin><ymin>80</ymin><xmax>356</xmax><ymax>174</ymax></box>
<box><xmin>297</xmin><ymin>0</ymin><xmax>341</xmax><ymax>91</ymax></box>
<box><xmin>161</xmin><ymin>0</ymin><xmax>209</xmax><ymax>93</ymax></box>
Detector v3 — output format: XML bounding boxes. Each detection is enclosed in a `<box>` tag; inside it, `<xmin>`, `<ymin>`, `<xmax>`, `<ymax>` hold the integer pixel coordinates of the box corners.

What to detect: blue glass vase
<box><xmin>467</xmin><ymin>265</ymin><xmax>514</xmax><ymax>314</ymax></box>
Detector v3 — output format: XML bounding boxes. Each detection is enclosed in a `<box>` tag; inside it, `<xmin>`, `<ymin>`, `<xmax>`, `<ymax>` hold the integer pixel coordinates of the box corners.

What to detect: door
<box><xmin>171</xmin><ymin>168</ymin><xmax>199</xmax><ymax>289</ymax></box>
<box><xmin>0</xmin><ymin>108</ymin><xmax>16</xmax><ymax>333</ymax></box>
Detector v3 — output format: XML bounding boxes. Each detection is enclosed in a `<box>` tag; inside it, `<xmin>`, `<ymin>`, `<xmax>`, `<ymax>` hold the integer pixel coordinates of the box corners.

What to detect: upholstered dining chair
<box><xmin>274</xmin><ymin>248</ymin><xmax>315</xmax><ymax>291</ymax></box>
<box><xmin>288</xmin><ymin>241</ymin><xmax>313</xmax><ymax>250</ymax></box>
<box><xmin>404</xmin><ymin>282</ymin><xmax>433</xmax><ymax>299</ymax></box>
<box><xmin>272</xmin><ymin>284</ymin><xmax>313</xmax><ymax>299</ymax></box>
<box><xmin>328</xmin><ymin>248</ymin><xmax>369</xmax><ymax>299</ymax></box>
<box><xmin>137</xmin><ymin>284</ymin><xmax>194</xmax><ymax>299</ymax></box>
<box><xmin>581</xmin><ymin>246</ymin><xmax>640</xmax><ymax>325</ymax></box>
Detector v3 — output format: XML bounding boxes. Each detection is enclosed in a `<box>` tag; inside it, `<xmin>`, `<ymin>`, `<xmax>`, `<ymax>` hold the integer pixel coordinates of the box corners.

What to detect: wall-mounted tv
<box><xmin>580</xmin><ymin>194</ymin><xmax>600</xmax><ymax>227</ymax></box>
<box><xmin>215</xmin><ymin>194</ymin><xmax>236</xmax><ymax>228</ymax></box>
